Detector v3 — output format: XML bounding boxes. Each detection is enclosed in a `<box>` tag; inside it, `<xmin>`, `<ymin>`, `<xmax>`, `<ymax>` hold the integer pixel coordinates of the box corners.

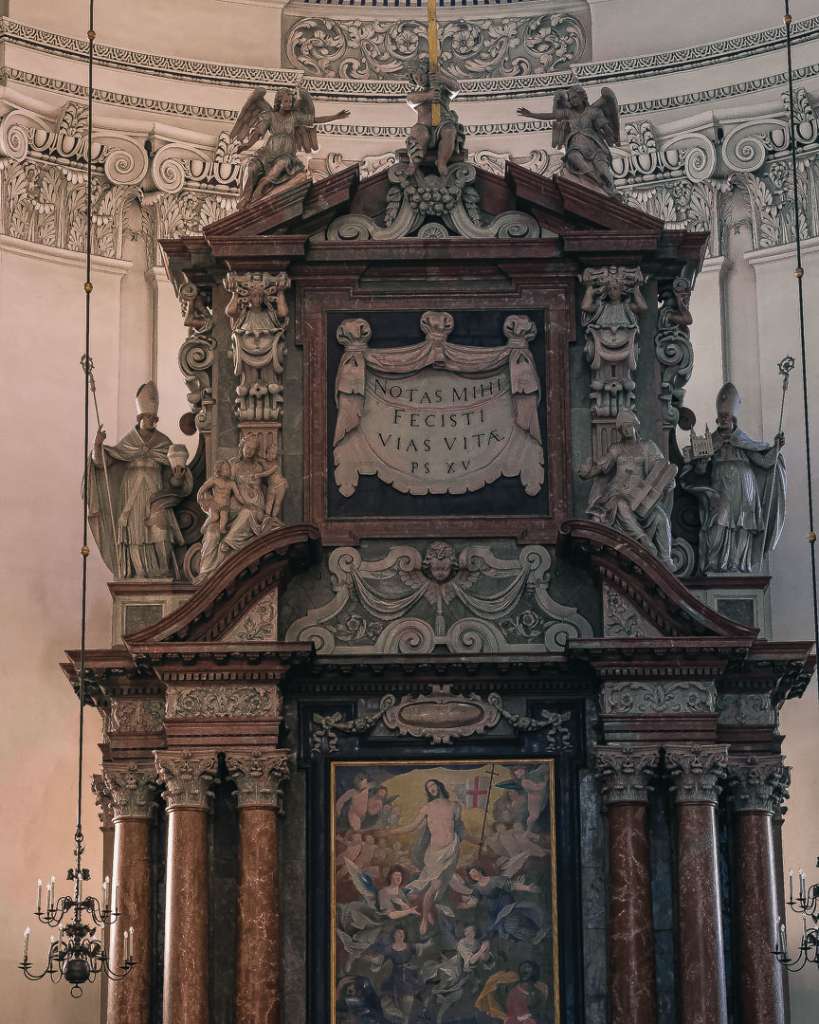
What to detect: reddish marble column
<box><xmin>594</xmin><ymin>745</ymin><xmax>660</xmax><ymax>1024</ymax></box>
<box><xmin>728</xmin><ymin>756</ymin><xmax>790</xmax><ymax>1024</ymax></box>
<box><xmin>155</xmin><ymin>752</ymin><xmax>217</xmax><ymax>1024</ymax></box>
<box><xmin>226</xmin><ymin>750</ymin><xmax>290</xmax><ymax>1024</ymax></box>
<box><xmin>666</xmin><ymin>745</ymin><xmax>729</xmax><ymax>1024</ymax></box>
<box><xmin>101</xmin><ymin>766</ymin><xmax>156</xmax><ymax>1024</ymax></box>
<box><xmin>92</xmin><ymin>774</ymin><xmax>115</xmax><ymax>1024</ymax></box>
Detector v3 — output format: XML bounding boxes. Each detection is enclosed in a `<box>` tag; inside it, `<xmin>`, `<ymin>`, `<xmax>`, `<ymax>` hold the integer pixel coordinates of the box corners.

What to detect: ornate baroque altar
<box><xmin>69</xmin><ymin>132</ymin><xmax>812</xmax><ymax>1024</ymax></box>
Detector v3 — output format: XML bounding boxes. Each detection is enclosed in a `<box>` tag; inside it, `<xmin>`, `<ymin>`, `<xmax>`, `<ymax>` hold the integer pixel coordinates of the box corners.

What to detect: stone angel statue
<box><xmin>517</xmin><ymin>85</ymin><xmax>620</xmax><ymax>196</ymax></box>
<box><xmin>230</xmin><ymin>87</ymin><xmax>350</xmax><ymax>207</ymax></box>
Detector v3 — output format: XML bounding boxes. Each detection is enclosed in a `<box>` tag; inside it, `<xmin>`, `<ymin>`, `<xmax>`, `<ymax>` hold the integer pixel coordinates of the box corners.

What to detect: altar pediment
<box><xmin>161</xmin><ymin>161</ymin><xmax>708</xmax><ymax>273</ymax></box>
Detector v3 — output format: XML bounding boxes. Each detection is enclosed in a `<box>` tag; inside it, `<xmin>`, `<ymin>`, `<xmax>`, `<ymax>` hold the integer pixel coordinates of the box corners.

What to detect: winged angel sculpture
<box><xmin>230</xmin><ymin>87</ymin><xmax>350</xmax><ymax>207</ymax></box>
<box><xmin>518</xmin><ymin>85</ymin><xmax>620</xmax><ymax>196</ymax></box>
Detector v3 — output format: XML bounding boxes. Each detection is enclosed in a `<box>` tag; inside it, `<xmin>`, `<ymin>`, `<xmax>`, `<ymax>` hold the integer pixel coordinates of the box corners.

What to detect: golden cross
<box><xmin>427</xmin><ymin>0</ymin><xmax>440</xmax><ymax>126</ymax></box>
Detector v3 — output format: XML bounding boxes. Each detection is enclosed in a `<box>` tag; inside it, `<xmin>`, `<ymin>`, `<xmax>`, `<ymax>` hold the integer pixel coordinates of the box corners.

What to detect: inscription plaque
<box><xmin>333</xmin><ymin>311</ymin><xmax>544</xmax><ymax>497</ymax></box>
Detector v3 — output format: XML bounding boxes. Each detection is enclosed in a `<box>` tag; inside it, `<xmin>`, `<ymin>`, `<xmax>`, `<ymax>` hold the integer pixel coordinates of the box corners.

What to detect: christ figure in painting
<box><xmin>387</xmin><ymin>778</ymin><xmax>464</xmax><ymax>935</ymax></box>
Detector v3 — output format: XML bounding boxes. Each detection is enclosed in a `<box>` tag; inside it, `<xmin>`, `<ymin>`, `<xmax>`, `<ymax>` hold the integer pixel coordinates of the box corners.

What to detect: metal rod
<box><xmin>784</xmin><ymin>0</ymin><xmax>819</xmax><ymax>701</ymax></box>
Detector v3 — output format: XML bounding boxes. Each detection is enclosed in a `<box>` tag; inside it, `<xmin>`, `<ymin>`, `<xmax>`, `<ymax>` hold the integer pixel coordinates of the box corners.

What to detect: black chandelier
<box><xmin>18</xmin><ymin>0</ymin><xmax>135</xmax><ymax>997</ymax></box>
<box><xmin>774</xmin><ymin>862</ymin><xmax>819</xmax><ymax>971</ymax></box>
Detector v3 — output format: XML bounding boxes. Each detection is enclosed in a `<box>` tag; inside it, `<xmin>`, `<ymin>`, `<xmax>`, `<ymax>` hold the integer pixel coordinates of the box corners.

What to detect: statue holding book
<box><xmin>579</xmin><ymin>409</ymin><xmax>677</xmax><ymax>569</ymax></box>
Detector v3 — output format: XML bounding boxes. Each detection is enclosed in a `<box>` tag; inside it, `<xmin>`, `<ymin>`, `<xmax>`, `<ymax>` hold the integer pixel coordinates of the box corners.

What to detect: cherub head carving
<box><xmin>423</xmin><ymin>542</ymin><xmax>457</xmax><ymax>583</ymax></box>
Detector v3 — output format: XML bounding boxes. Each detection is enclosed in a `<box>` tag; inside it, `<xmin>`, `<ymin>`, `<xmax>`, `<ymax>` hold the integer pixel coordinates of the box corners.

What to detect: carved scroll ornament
<box><xmin>311</xmin><ymin>686</ymin><xmax>573</xmax><ymax>752</ymax></box>
<box><xmin>286</xmin><ymin>542</ymin><xmax>592</xmax><ymax>656</ymax></box>
<box><xmin>333</xmin><ymin>311</ymin><xmax>543</xmax><ymax>498</ymax></box>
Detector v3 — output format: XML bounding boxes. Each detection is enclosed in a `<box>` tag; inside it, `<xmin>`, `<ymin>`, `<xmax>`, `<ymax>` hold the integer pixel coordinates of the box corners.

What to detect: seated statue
<box><xmin>579</xmin><ymin>409</ymin><xmax>677</xmax><ymax>569</ymax></box>
<box><xmin>405</xmin><ymin>58</ymin><xmax>465</xmax><ymax>176</ymax></box>
<box><xmin>517</xmin><ymin>85</ymin><xmax>620</xmax><ymax>196</ymax></box>
<box><xmin>681</xmin><ymin>383</ymin><xmax>786</xmax><ymax>573</ymax></box>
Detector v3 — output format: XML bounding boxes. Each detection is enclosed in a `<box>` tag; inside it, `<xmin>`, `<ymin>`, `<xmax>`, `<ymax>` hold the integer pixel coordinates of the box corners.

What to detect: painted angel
<box><xmin>230</xmin><ymin>87</ymin><xmax>351</xmax><ymax>206</ymax></box>
<box><xmin>517</xmin><ymin>85</ymin><xmax>620</xmax><ymax>196</ymax></box>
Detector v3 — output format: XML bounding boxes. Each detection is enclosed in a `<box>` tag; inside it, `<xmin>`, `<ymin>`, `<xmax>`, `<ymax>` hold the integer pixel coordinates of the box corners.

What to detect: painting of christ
<box><xmin>331</xmin><ymin>760</ymin><xmax>559</xmax><ymax>1024</ymax></box>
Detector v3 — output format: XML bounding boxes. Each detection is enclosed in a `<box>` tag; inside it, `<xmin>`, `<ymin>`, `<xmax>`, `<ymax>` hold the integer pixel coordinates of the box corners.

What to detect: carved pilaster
<box><xmin>580</xmin><ymin>266</ymin><xmax>646</xmax><ymax>459</ymax></box>
<box><xmin>102</xmin><ymin>764</ymin><xmax>157</xmax><ymax>821</ymax></box>
<box><xmin>728</xmin><ymin>755</ymin><xmax>790</xmax><ymax>815</ymax></box>
<box><xmin>154</xmin><ymin>751</ymin><xmax>217</xmax><ymax>810</ymax></box>
<box><xmin>91</xmin><ymin>773</ymin><xmax>115</xmax><ymax>831</ymax></box>
<box><xmin>225</xmin><ymin>750</ymin><xmax>290</xmax><ymax>811</ymax></box>
<box><xmin>177</xmin><ymin>276</ymin><xmax>216</xmax><ymax>434</ymax></box>
<box><xmin>654</xmin><ymin>275</ymin><xmax>693</xmax><ymax>432</ymax></box>
<box><xmin>665</xmin><ymin>744</ymin><xmax>728</xmax><ymax>804</ymax></box>
<box><xmin>224</xmin><ymin>270</ymin><xmax>290</xmax><ymax>425</ymax></box>
<box><xmin>593</xmin><ymin>745</ymin><xmax>660</xmax><ymax>804</ymax></box>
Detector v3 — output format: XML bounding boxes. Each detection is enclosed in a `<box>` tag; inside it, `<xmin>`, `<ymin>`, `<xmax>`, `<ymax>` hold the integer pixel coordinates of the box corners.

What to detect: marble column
<box><xmin>155</xmin><ymin>751</ymin><xmax>217</xmax><ymax>1024</ymax></box>
<box><xmin>101</xmin><ymin>765</ymin><xmax>156</xmax><ymax>1024</ymax></box>
<box><xmin>92</xmin><ymin>775</ymin><xmax>116</xmax><ymax>1024</ymax></box>
<box><xmin>594</xmin><ymin>745</ymin><xmax>660</xmax><ymax>1024</ymax></box>
<box><xmin>728</xmin><ymin>755</ymin><xmax>790</xmax><ymax>1024</ymax></box>
<box><xmin>226</xmin><ymin>750</ymin><xmax>290</xmax><ymax>1024</ymax></box>
<box><xmin>665</xmin><ymin>744</ymin><xmax>729</xmax><ymax>1024</ymax></box>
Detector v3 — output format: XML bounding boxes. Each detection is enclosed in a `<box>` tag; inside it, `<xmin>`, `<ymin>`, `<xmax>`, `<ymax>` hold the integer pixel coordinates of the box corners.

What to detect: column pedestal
<box><xmin>102</xmin><ymin>766</ymin><xmax>155</xmax><ymax>1024</ymax></box>
<box><xmin>227</xmin><ymin>750</ymin><xmax>290</xmax><ymax>1024</ymax></box>
<box><xmin>155</xmin><ymin>752</ymin><xmax>217</xmax><ymax>1024</ymax></box>
<box><xmin>666</xmin><ymin>745</ymin><xmax>728</xmax><ymax>1024</ymax></box>
<box><xmin>594</xmin><ymin>746</ymin><xmax>659</xmax><ymax>1024</ymax></box>
<box><xmin>729</xmin><ymin>756</ymin><xmax>789</xmax><ymax>1024</ymax></box>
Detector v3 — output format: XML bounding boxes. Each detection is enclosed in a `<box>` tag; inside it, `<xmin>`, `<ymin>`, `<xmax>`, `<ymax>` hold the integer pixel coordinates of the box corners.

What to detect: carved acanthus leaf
<box><xmin>102</xmin><ymin>764</ymin><xmax>157</xmax><ymax>820</ymax></box>
<box><xmin>225</xmin><ymin>749</ymin><xmax>290</xmax><ymax>810</ymax></box>
<box><xmin>665</xmin><ymin>744</ymin><xmax>728</xmax><ymax>804</ymax></box>
<box><xmin>593</xmin><ymin>745</ymin><xmax>660</xmax><ymax>805</ymax></box>
<box><xmin>154</xmin><ymin>751</ymin><xmax>218</xmax><ymax>810</ymax></box>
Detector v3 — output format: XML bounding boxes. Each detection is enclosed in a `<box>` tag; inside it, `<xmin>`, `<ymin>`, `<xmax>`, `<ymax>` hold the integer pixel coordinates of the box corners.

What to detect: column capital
<box><xmin>727</xmin><ymin>754</ymin><xmax>790</xmax><ymax>815</ymax></box>
<box><xmin>102</xmin><ymin>763</ymin><xmax>157</xmax><ymax>821</ymax></box>
<box><xmin>91</xmin><ymin>773</ymin><xmax>115</xmax><ymax>830</ymax></box>
<box><xmin>665</xmin><ymin>744</ymin><xmax>728</xmax><ymax>804</ymax></box>
<box><xmin>225</xmin><ymin>749</ymin><xmax>290</xmax><ymax>811</ymax></box>
<box><xmin>155</xmin><ymin>750</ymin><xmax>218</xmax><ymax>811</ymax></box>
<box><xmin>593</xmin><ymin>744</ymin><xmax>660</xmax><ymax>805</ymax></box>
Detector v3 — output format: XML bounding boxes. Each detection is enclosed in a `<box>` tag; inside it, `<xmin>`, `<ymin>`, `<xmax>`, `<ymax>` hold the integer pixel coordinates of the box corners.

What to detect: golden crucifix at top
<box><xmin>405</xmin><ymin>0</ymin><xmax>465</xmax><ymax>175</ymax></box>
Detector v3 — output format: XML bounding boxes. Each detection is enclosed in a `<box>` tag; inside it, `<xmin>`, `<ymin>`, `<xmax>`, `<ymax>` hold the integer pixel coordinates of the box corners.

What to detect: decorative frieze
<box><xmin>716</xmin><ymin>693</ymin><xmax>776</xmax><ymax>728</ymax></box>
<box><xmin>593</xmin><ymin>745</ymin><xmax>660</xmax><ymax>805</ymax></box>
<box><xmin>102</xmin><ymin>764</ymin><xmax>157</xmax><ymax>821</ymax></box>
<box><xmin>225</xmin><ymin>750</ymin><xmax>290</xmax><ymax>810</ymax></box>
<box><xmin>727</xmin><ymin>755</ymin><xmax>790</xmax><ymax>815</ymax></box>
<box><xmin>166</xmin><ymin>685</ymin><xmax>282</xmax><ymax>720</ymax></box>
<box><xmin>665</xmin><ymin>744</ymin><xmax>728</xmax><ymax>805</ymax></box>
<box><xmin>107</xmin><ymin>698</ymin><xmax>165</xmax><ymax>736</ymax></box>
<box><xmin>154</xmin><ymin>751</ymin><xmax>218</xmax><ymax>811</ymax></box>
<box><xmin>284</xmin><ymin>13</ymin><xmax>587</xmax><ymax>80</ymax></box>
<box><xmin>600</xmin><ymin>681</ymin><xmax>716</xmax><ymax>716</ymax></box>
<box><xmin>286</xmin><ymin>542</ymin><xmax>592</xmax><ymax>655</ymax></box>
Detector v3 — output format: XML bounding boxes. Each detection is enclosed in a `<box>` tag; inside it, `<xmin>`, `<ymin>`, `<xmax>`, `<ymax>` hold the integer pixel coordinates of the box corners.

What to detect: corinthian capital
<box><xmin>154</xmin><ymin>750</ymin><xmax>218</xmax><ymax>811</ymax></box>
<box><xmin>728</xmin><ymin>755</ymin><xmax>790</xmax><ymax>815</ymax></box>
<box><xmin>593</xmin><ymin>745</ymin><xmax>660</xmax><ymax>805</ymax></box>
<box><xmin>225</xmin><ymin>749</ymin><xmax>290</xmax><ymax>811</ymax></box>
<box><xmin>102</xmin><ymin>764</ymin><xmax>157</xmax><ymax>821</ymax></box>
<box><xmin>665</xmin><ymin>744</ymin><xmax>728</xmax><ymax>804</ymax></box>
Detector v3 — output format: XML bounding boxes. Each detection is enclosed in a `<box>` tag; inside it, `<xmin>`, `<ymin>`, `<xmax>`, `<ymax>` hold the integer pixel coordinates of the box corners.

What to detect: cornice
<box><xmin>2</xmin><ymin>15</ymin><xmax>818</xmax><ymax>103</ymax></box>
<box><xmin>561</xmin><ymin>520</ymin><xmax>758</xmax><ymax>640</ymax></box>
<box><xmin>122</xmin><ymin>524</ymin><xmax>320</xmax><ymax>644</ymax></box>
